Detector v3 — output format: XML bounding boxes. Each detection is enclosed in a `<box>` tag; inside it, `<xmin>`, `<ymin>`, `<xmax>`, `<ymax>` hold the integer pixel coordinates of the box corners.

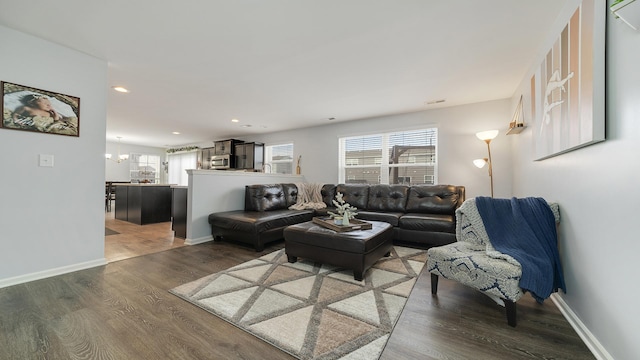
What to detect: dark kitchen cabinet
<box><xmin>234</xmin><ymin>142</ymin><xmax>264</xmax><ymax>170</ymax></box>
<box><xmin>171</xmin><ymin>186</ymin><xmax>187</xmax><ymax>239</ymax></box>
<box><xmin>214</xmin><ymin>139</ymin><xmax>243</xmax><ymax>155</ymax></box>
<box><xmin>198</xmin><ymin>147</ymin><xmax>214</xmax><ymax>169</ymax></box>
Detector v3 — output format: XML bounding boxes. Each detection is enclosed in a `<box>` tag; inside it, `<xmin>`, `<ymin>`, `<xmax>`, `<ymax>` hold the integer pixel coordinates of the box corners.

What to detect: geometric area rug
<box><xmin>170</xmin><ymin>246</ymin><xmax>427</xmax><ymax>360</ymax></box>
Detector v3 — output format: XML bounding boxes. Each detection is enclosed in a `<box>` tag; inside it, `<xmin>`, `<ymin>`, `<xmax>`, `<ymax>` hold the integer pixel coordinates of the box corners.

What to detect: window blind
<box><xmin>339</xmin><ymin>128</ymin><xmax>437</xmax><ymax>185</ymax></box>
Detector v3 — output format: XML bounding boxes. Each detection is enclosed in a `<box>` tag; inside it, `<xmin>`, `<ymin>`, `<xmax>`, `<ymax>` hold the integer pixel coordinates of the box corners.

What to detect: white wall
<box><xmin>510</xmin><ymin>2</ymin><xmax>639</xmax><ymax>359</ymax></box>
<box><xmin>0</xmin><ymin>25</ymin><xmax>107</xmax><ymax>286</ymax></box>
<box><xmin>105</xmin><ymin>141</ymin><xmax>167</xmax><ymax>183</ymax></box>
<box><xmin>244</xmin><ymin>100</ymin><xmax>513</xmax><ymax>199</ymax></box>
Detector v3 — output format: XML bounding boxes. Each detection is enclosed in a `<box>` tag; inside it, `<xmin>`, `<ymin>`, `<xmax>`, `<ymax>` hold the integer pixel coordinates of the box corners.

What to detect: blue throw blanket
<box><xmin>475</xmin><ymin>197</ymin><xmax>566</xmax><ymax>303</ymax></box>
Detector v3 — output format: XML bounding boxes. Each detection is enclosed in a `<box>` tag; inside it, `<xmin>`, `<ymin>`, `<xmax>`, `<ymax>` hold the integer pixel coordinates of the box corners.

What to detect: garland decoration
<box><xmin>166</xmin><ymin>146</ymin><xmax>199</xmax><ymax>153</ymax></box>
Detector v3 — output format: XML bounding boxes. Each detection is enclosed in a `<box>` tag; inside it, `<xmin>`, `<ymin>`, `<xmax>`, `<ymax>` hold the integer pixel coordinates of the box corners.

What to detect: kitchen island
<box><xmin>114</xmin><ymin>184</ymin><xmax>172</xmax><ymax>225</ymax></box>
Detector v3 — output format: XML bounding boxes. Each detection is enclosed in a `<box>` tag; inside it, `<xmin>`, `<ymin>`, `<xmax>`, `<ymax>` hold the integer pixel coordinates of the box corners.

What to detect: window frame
<box><xmin>265</xmin><ymin>142</ymin><xmax>294</xmax><ymax>174</ymax></box>
<box><xmin>130</xmin><ymin>153</ymin><xmax>161</xmax><ymax>184</ymax></box>
<box><xmin>338</xmin><ymin>127</ymin><xmax>437</xmax><ymax>185</ymax></box>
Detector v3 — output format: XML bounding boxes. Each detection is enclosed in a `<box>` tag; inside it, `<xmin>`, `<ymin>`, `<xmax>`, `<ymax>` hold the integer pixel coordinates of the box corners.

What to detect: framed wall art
<box><xmin>1</xmin><ymin>81</ymin><xmax>80</xmax><ymax>137</ymax></box>
<box><xmin>530</xmin><ymin>0</ymin><xmax>605</xmax><ymax>160</ymax></box>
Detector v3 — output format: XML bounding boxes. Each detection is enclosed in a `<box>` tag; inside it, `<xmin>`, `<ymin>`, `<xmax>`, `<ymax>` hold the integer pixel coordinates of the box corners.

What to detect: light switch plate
<box><xmin>39</xmin><ymin>154</ymin><xmax>54</xmax><ymax>167</ymax></box>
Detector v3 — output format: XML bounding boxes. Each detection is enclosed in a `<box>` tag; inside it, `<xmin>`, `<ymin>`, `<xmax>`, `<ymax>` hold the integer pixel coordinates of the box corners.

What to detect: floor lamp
<box><xmin>474</xmin><ymin>130</ymin><xmax>498</xmax><ymax>197</ymax></box>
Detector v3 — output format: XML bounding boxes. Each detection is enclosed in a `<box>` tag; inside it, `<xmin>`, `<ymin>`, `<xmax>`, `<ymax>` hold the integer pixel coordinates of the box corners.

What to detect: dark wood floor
<box><xmin>1</xmin><ymin>223</ymin><xmax>595</xmax><ymax>359</ymax></box>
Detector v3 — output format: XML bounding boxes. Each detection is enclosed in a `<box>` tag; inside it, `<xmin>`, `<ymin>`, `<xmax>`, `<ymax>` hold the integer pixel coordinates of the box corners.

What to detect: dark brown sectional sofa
<box><xmin>208</xmin><ymin>183</ymin><xmax>465</xmax><ymax>251</ymax></box>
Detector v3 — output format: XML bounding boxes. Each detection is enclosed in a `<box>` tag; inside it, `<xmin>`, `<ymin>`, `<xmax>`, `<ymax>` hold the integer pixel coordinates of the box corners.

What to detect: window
<box><xmin>424</xmin><ymin>175</ymin><xmax>435</xmax><ymax>185</ymax></box>
<box><xmin>168</xmin><ymin>151</ymin><xmax>197</xmax><ymax>186</ymax></box>
<box><xmin>265</xmin><ymin>143</ymin><xmax>293</xmax><ymax>174</ymax></box>
<box><xmin>339</xmin><ymin>128</ymin><xmax>437</xmax><ymax>185</ymax></box>
<box><xmin>130</xmin><ymin>154</ymin><xmax>161</xmax><ymax>183</ymax></box>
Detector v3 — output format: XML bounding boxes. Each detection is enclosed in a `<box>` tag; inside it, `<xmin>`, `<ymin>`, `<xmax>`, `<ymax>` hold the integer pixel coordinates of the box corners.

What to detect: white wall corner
<box><xmin>550</xmin><ymin>294</ymin><xmax>615</xmax><ymax>360</ymax></box>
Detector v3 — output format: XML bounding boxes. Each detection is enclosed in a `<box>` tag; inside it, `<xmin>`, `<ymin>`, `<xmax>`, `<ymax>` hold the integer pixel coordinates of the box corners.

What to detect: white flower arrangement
<box><xmin>327</xmin><ymin>192</ymin><xmax>358</xmax><ymax>226</ymax></box>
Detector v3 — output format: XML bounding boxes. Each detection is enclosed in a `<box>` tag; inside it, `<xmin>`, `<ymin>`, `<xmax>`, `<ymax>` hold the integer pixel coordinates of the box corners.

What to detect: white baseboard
<box><xmin>550</xmin><ymin>293</ymin><xmax>613</xmax><ymax>360</ymax></box>
<box><xmin>185</xmin><ymin>235</ymin><xmax>213</xmax><ymax>245</ymax></box>
<box><xmin>0</xmin><ymin>258</ymin><xmax>107</xmax><ymax>289</ymax></box>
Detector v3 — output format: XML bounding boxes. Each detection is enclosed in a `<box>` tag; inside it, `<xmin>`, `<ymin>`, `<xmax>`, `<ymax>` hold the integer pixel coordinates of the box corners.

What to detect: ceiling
<box><xmin>0</xmin><ymin>0</ymin><xmax>567</xmax><ymax>148</ymax></box>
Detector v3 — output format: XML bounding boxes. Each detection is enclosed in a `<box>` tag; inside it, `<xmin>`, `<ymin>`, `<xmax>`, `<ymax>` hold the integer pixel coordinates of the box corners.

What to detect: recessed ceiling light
<box><xmin>172</xmin><ymin>131</ymin><xmax>181</xmax><ymax>135</ymax></box>
<box><xmin>112</xmin><ymin>86</ymin><xmax>129</xmax><ymax>93</ymax></box>
<box><xmin>231</xmin><ymin>119</ymin><xmax>239</xmax><ymax>123</ymax></box>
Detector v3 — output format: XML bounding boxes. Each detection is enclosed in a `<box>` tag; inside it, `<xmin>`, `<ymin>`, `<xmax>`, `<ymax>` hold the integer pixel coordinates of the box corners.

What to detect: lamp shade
<box><xmin>476</xmin><ymin>130</ymin><xmax>499</xmax><ymax>141</ymax></box>
<box><xmin>473</xmin><ymin>158</ymin><xmax>488</xmax><ymax>168</ymax></box>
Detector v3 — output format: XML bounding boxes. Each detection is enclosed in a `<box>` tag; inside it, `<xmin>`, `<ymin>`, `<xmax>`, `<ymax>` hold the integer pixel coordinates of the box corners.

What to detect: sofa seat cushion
<box><xmin>394</xmin><ymin>228</ymin><xmax>455</xmax><ymax>246</ymax></box>
<box><xmin>356</xmin><ymin>211</ymin><xmax>403</xmax><ymax>227</ymax></box>
<box><xmin>313</xmin><ymin>206</ymin><xmax>335</xmax><ymax>217</ymax></box>
<box><xmin>427</xmin><ymin>241</ymin><xmax>524</xmax><ymax>302</ymax></box>
<box><xmin>209</xmin><ymin>209</ymin><xmax>314</xmax><ymax>234</ymax></box>
<box><xmin>399</xmin><ymin>213</ymin><xmax>455</xmax><ymax>233</ymax></box>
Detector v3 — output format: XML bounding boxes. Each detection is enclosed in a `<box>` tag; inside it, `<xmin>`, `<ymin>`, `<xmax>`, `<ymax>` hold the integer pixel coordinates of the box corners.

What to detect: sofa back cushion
<box><xmin>282</xmin><ymin>183</ymin><xmax>299</xmax><ymax>207</ymax></box>
<box><xmin>406</xmin><ymin>185</ymin><xmax>464</xmax><ymax>215</ymax></box>
<box><xmin>335</xmin><ymin>184</ymin><xmax>370</xmax><ymax>209</ymax></box>
<box><xmin>321</xmin><ymin>184</ymin><xmax>336</xmax><ymax>207</ymax></box>
<box><xmin>245</xmin><ymin>184</ymin><xmax>288</xmax><ymax>211</ymax></box>
<box><xmin>367</xmin><ymin>185</ymin><xmax>409</xmax><ymax>212</ymax></box>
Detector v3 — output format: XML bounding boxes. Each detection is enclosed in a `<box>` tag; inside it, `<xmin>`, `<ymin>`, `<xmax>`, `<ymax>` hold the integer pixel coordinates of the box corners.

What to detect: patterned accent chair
<box><xmin>426</xmin><ymin>198</ymin><xmax>560</xmax><ymax>327</ymax></box>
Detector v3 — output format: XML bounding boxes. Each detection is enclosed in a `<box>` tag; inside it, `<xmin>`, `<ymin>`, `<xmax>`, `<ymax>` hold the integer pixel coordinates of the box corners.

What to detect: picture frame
<box><xmin>1</xmin><ymin>81</ymin><xmax>80</xmax><ymax>137</ymax></box>
<box><xmin>530</xmin><ymin>0</ymin><xmax>605</xmax><ymax>160</ymax></box>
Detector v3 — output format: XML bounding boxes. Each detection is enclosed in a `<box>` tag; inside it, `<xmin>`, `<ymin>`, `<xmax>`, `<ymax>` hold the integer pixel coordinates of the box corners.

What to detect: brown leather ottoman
<box><xmin>283</xmin><ymin>220</ymin><xmax>393</xmax><ymax>281</ymax></box>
